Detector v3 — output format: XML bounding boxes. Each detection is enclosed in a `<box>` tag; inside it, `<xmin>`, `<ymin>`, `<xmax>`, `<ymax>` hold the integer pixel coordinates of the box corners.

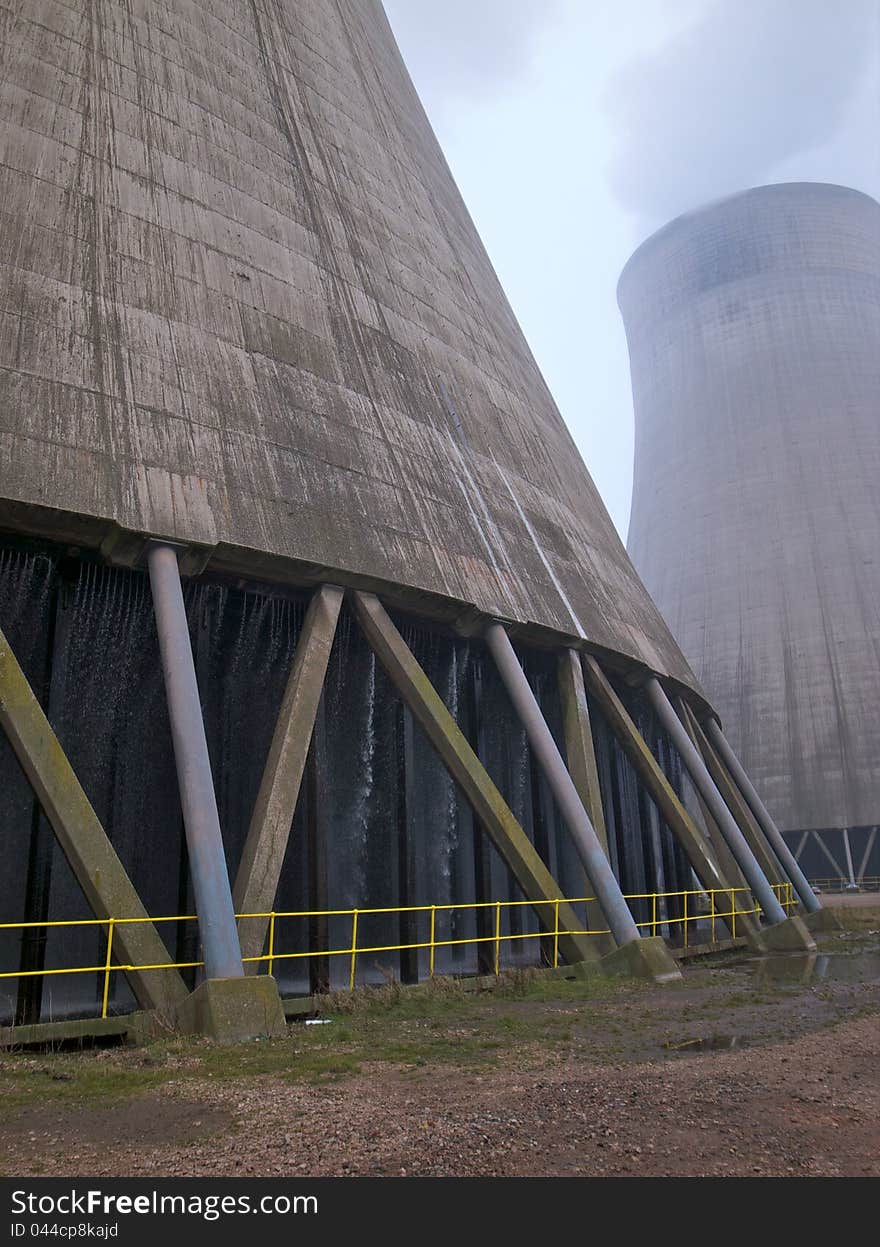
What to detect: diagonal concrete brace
<box><xmin>0</xmin><ymin>625</ymin><xmax>188</xmax><ymax>1017</ymax></box>
<box><xmin>351</xmin><ymin>592</ymin><xmax>598</xmax><ymax>966</ymax></box>
<box><xmin>233</xmin><ymin>584</ymin><xmax>343</xmax><ymax>965</ymax></box>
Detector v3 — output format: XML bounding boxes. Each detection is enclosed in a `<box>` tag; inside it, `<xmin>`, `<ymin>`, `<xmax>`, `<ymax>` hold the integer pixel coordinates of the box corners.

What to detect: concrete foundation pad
<box><xmin>600</xmin><ymin>936</ymin><xmax>682</xmax><ymax>983</ymax></box>
<box><xmin>761</xmin><ymin>914</ymin><xmax>816</xmax><ymax>952</ymax></box>
<box><xmin>175</xmin><ymin>976</ymin><xmax>287</xmax><ymax>1042</ymax></box>
<box><xmin>557</xmin><ymin>937</ymin><xmax>682</xmax><ymax>984</ymax></box>
<box><xmin>803</xmin><ymin>906</ymin><xmax>844</xmax><ymax>934</ymax></box>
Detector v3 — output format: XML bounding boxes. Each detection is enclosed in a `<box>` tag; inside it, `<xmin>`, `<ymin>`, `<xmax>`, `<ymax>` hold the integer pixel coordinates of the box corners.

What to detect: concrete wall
<box><xmin>0</xmin><ymin>0</ymin><xmax>697</xmax><ymax>686</ymax></box>
<box><xmin>622</xmin><ymin>183</ymin><xmax>880</xmax><ymax>831</ymax></box>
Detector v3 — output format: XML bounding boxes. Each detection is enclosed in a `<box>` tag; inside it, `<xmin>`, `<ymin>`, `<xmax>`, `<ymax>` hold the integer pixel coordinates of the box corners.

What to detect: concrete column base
<box><xmin>175</xmin><ymin>976</ymin><xmax>287</xmax><ymax>1042</ymax></box>
<box><xmin>600</xmin><ymin>936</ymin><xmax>682</xmax><ymax>983</ymax></box>
<box><xmin>803</xmin><ymin>906</ymin><xmax>844</xmax><ymax>934</ymax></box>
<box><xmin>558</xmin><ymin>936</ymin><xmax>682</xmax><ymax>984</ymax></box>
<box><xmin>761</xmin><ymin>914</ymin><xmax>816</xmax><ymax>952</ymax></box>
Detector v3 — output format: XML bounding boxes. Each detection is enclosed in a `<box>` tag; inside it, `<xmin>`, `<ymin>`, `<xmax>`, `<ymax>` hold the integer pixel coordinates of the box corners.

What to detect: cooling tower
<box><xmin>0</xmin><ymin>4</ymin><xmax>816</xmax><ymax>1033</ymax></box>
<box><xmin>622</xmin><ymin>182</ymin><xmax>880</xmax><ymax>886</ymax></box>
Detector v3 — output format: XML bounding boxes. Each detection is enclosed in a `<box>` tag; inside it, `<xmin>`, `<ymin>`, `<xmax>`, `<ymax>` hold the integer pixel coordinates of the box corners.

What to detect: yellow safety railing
<box><xmin>807</xmin><ymin>875</ymin><xmax>880</xmax><ymax>893</ymax></box>
<box><xmin>0</xmin><ymin>883</ymin><xmax>798</xmax><ymax>1020</ymax></box>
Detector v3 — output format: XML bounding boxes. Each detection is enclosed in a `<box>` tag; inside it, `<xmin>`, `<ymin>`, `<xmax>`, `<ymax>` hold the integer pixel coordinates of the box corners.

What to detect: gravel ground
<box><xmin>2</xmin><ymin>916</ymin><xmax>878</xmax><ymax>1179</ymax></box>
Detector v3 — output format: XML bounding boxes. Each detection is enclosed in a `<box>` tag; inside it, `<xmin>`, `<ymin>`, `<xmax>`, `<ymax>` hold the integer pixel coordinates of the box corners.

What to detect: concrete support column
<box><xmin>484</xmin><ymin>623</ymin><xmax>641</xmax><ymax>949</ymax></box>
<box><xmin>703</xmin><ymin>717</ymin><xmax>821</xmax><ymax>913</ymax></box>
<box><xmin>147</xmin><ymin>542</ymin><xmax>243</xmax><ymax>981</ymax></box>
<box><xmin>645</xmin><ymin>678</ymin><xmax>789</xmax><ymax>927</ymax></box>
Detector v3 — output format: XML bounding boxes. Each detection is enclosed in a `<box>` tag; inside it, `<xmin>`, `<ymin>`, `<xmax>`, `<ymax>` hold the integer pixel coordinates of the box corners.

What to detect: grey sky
<box><xmin>382</xmin><ymin>0</ymin><xmax>880</xmax><ymax>537</ymax></box>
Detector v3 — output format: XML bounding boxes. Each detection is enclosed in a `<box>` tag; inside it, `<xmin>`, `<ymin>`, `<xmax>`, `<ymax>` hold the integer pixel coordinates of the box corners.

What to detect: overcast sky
<box><xmin>383</xmin><ymin>0</ymin><xmax>880</xmax><ymax>538</ymax></box>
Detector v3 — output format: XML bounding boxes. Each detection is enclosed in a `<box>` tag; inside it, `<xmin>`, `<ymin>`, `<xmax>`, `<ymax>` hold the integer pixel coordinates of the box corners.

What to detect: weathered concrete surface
<box><xmin>622</xmin><ymin>184</ymin><xmax>880</xmax><ymax>833</ymax></box>
<box><xmin>0</xmin><ymin>624</ymin><xmax>188</xmax><ymax>1017</ymax></box>
<box><xmin>233</xmin><ymin>583</ymin><xmax>343</xmax><ymax>965</ymax></box>
<box><xmin>597</xmin><ymin>936</ymin><xmax>681</xmax><ymax>984</ymax></box>
<box><xmin>174</xmin><ymin>976</ymin><xmax>286</xmax><ymax>1043</ymax></box>
<box><xmin>351</xmin><ymin>591</ymin><xmax>599</xmax><ymax>966</ymax></box>
<box><xmin>759</xmin><ymin>914</ymin><xmax>816</xmax><ymax>954</ymax></box>
<box><xmin>0</xmin><ymin>0</ymin><xmax>700</xmax><ymax>689</ymax></box>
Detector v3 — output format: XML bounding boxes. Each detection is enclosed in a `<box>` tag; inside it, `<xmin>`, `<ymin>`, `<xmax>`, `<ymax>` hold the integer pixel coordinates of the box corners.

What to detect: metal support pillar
<box><xmin>484</xmin><ymin>623</ymin><xmax>641</xmax><ymax>950</ymax></box>
<box><xmin>842</xmin><ymin>829</ymin><xmax>857</xmax><ymax>890</ymax></box>
<box><xmin>147</xmin><ymin>542</ymin><xmax>243</xmax><ymax>981</ymax></box>
<box><xmin>233</xmin><ymin>583</ymin><xmax>343</xmax><ymax>962</ymax></box>
<box><xmin>350</xmin><ymin>592</ymin><xmax>597</xmax><ymax>967</ymax></box>
<box><xmin>645</xmin><ymin>679</ymin><xmax>787</xmax><ymax>926</ymax></box>
<box><xmin>581</xmin><ymin>655</ymin><xmax>761</xmax><ymax>944</ymax></box>
<box><xmin>703</xmin><ymin>717</ymin><xmax>821</xmax><ymax>913</ymax></box>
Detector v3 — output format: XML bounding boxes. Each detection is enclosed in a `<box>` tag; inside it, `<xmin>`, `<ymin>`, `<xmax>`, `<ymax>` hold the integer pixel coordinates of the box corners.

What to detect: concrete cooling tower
<box><xmin>0</xmin><ymin>3</ymin><xmax>818</xmax><ymax>1039</ymax></box>
<box><xmin>622</xmin><ymin>182</ymin><xmax>880</xmax><ymax>891</ymax></box>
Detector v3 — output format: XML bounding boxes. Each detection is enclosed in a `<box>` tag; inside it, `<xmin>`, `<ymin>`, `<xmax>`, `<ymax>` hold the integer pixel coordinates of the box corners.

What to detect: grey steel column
<box><xmin>646</xmin><ymin>679</ymin><xmax>787</xmax><ymax>926</ymax></box>
<box><xmin>704</xmin><ymin>717</ymin><xmax>820</xmax><ymax>913</ymax></box>
<box><xmin>147</xmin><ymin>542</ymin><xmax>244</xmax><ymax>980</ymax></box>
<box><xmin>484</xmin><ymin>623</ymin><xmax>641</xmax><ymax>948</ymax></box>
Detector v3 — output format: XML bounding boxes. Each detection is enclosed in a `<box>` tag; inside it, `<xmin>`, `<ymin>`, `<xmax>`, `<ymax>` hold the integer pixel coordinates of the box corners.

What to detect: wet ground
<box><xmin>1</xmin><ymin>906</ymin><xmax>878</xmax><ymax>1178</ymax></box>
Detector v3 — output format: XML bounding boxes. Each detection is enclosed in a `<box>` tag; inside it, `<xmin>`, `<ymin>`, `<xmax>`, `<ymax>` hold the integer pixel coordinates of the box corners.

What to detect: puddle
<box><xmin>663</xmin><ymin>1035</ymin><xmax>745</xmax><ymax>1053</ymax></box>
<box><xmin>748</xmin><ymin>943</ymin><xmax>880</xmax><ymax>986</ymax></box>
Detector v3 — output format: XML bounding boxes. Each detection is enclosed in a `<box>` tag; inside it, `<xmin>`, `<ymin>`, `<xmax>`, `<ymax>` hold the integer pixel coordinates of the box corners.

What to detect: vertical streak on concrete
<box><xmin>233</xmin><ymin>584</ymin><xmax>343</xmax><ymax>965</ymax></box>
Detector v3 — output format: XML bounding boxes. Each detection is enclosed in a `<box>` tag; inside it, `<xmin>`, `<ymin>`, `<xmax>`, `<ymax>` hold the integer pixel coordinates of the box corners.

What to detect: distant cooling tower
<box><xmin>622</xmin><ymin>182</ymin><xmax>880</xmax><ymax>887</ymax></box>
<box><xmin>0</xmin><ymin>4</ymin><xmax>816</xmax><ymax>1033</ymax></box>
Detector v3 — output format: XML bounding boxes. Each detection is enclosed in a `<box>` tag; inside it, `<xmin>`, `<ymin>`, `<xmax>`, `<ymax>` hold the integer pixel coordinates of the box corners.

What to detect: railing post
<box><xmin>349</xmin><ymin>910</ymin><xmax>359</xmax><ymax>991</ymax></box>
<box><xmin>731</xmin><ymin>890</ymin><xmax>736</xmax><ymax>938</ymax></box>
<box><xmin>268</xmin><ymin>912</ymin><xmax>276</xmax><ymax>979</ymax></box>
<box><xmin>710</xmin><ymin>890</ymin><xmax>716</xmax><ymax>944</ymax></box>
<box><xmin>494</xmin><ymin>902</ymin><xmax>502</xmax><ymax>976</ymax></box>
<box><xmin>683</xmin><ymin>891</ymin><xmax>688</xmax><ymax>950</ymax></box>
<box><xmin>553</xmin><ymin>900</ymin><xmax>560</xmax><ymax>969</ymax></box>
<box><xmin>429</xmin><ymin>906</ymin><xmax>436</xmax><ymax>978</ymax></box>
<box><xmin>101</xmin><ymin>918</ymin><xmax>115</xmax><ymax>1020</ymax></box>
<box><xmin>652</xmin><ymin>893</ymin><xmax>657</xmax><ymax>938</ymax></box>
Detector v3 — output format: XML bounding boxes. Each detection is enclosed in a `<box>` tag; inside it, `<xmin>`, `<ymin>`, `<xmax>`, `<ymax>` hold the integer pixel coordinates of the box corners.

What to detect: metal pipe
<box><xmin>147</xmin><ymin>542</ymin><xmax>244</xmax><ymax>980</ymax></box>
<box><xmin>645</xmin><ymin>679</ymin><xmax>787</xmax><ymax>926</ymax></box>
<box><xmin>704</xmin><ymin>717</ymin><xmax>820</xmax><ymax>913</ymax></box>
<box><xmin>484</xmin><ymin>623</ymin><xmax>641</xmax><ymax>948</ymax></box>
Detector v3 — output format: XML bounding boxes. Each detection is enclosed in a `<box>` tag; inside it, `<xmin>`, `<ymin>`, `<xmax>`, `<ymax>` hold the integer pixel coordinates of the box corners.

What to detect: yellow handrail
<box><xmin>0</xmin><ymin>882</ymin><xmax>801</xmax><ymax>1022</ymax></box>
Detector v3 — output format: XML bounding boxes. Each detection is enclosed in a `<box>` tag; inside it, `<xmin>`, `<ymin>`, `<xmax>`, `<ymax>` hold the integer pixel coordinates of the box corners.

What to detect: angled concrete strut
<box><xmin>233</xmin><ymin>584</ymin><xmax>343</xmax><ymax>964</ymax></box>
<box><xmin>645</xmin><ymin>678</ymin><xmax>787</xmax><ymax>925</ymax></box>
<box><xmin>681</xmin><ymin>704</ymin><xmax>787</xmax><ymax>888</ymax></box>
<box><xmin>556</xmin><ymin>648</ymin><xmax>613</xmax><ymax>948</ymax></box>
<box><xmin>147</xmin><ymin>543</ymin><xmax>243</xmax><ymax>981</ymax></box>
<box><xmin>0</xmin><ymin>624</ymin><xmax>188</xmax><ymax>1016</ymax></box>
<box><xmin>484</xmin><ymin>623</ymin><xmax>640</xmax><ymax>949</ymax></box>
<box><xmin>351</xmin><ymin>592</ymin><xmax>598</xmax><ymax>967</ymax></box>
<box><xmin>704</xmin><ymin>717</ymin><xmax>820</xmax><ymax>913</ymax></box>
<box><xmin>581</xmin><ymin>655</ymin><xmax>760</xmax><ymax>942</ymax></box>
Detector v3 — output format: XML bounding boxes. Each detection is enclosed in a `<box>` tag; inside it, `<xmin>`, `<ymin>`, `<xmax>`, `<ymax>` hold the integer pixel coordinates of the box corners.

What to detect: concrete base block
<box><xmin>554</xmin><ymin>937</ymin><xmax>682</xmax><ymax>984</ymax></box>
<box><xmin>803</xmin><ymin>906</ymin><xmax>844</xmax><ymax>934</ymax></box>
<box><xmin>761</xmin><ymin>914</ymin><xmax>816</xmax><ymax>952</ymax></box>
<box><xmin>599</xmin><ymin>936</ymin><xmax>682</xmax><ymax>983</ymax></box>
<box><xmin>175</xmin><ymin>976</ymin><xmax>287</xmax><ymax>1042</ymax></box>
